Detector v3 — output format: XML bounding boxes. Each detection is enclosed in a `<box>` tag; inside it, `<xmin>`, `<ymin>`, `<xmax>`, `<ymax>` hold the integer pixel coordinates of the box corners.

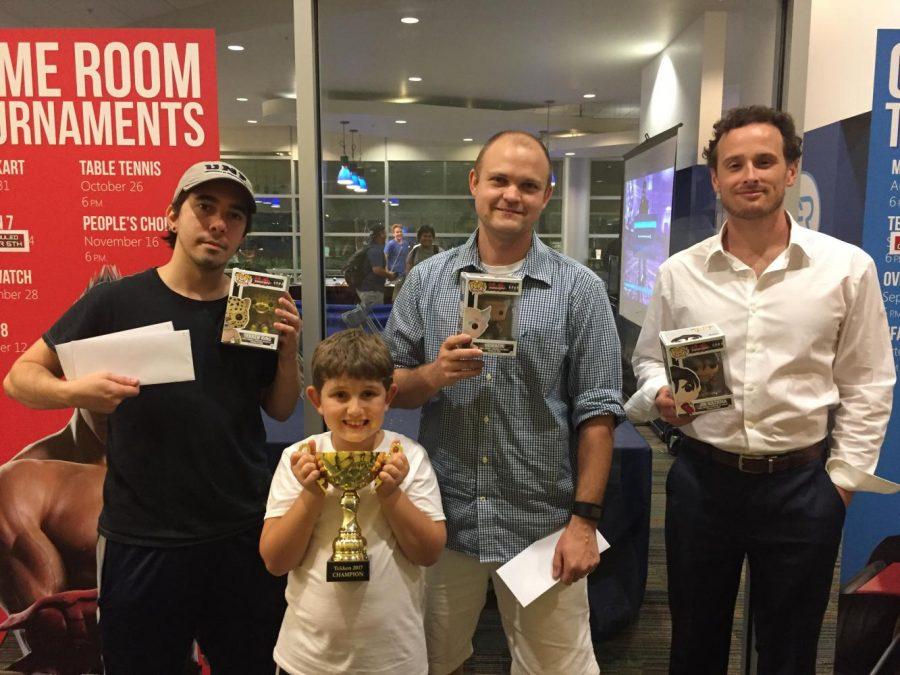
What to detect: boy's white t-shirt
<box><xmin>265</xmin><ymin>431</ymin><xmax>445</xmax><ymax>675</ymax></box>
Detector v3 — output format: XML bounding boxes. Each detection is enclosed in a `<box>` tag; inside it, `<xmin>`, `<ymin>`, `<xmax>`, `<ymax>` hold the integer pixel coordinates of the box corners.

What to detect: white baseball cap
<box><xmin>173</xmin><ymin>161</ymin><xmax>257</xmax><ymax>213</ymax></box>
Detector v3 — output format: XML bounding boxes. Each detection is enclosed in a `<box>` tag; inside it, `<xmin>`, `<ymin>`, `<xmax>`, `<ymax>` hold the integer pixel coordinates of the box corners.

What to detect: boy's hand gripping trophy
<box><xmin>314</xmin><ymin>440</ymin><xmax>401</xmax><ymax>582</ymax></box>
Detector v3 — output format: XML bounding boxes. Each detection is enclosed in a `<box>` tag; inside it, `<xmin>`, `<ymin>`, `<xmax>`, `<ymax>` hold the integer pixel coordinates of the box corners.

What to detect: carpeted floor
<box><xmin>464</xmin><ymin>424</ymin><xmax>840</xmax><ymax>674</ymax></box>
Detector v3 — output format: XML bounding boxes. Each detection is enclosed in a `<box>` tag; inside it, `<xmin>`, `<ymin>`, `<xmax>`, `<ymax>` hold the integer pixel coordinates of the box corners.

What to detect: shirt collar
<box><xmin>704</xmin><ymin>211</ymin><xmax>813</xmax><ymax>268</ymax></box>
<box><xmin>452</xmin><ymin>228</ymin><xmax>554</xmax><ymax>285</ymax></box>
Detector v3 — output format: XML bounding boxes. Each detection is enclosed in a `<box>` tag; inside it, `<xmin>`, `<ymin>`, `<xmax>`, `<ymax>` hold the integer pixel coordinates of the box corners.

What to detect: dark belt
<box><xmin>678</xmin><ymin>436</ymin><xmax>826</xmax><ymax>474</ymax></box>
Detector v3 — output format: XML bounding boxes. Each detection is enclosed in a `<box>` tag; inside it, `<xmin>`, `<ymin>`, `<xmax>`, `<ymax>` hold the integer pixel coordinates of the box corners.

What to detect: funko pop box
<box><xmin>659</xmin><ymin>324</ymin><xmax>734</xmax><ymax>416</ymax></box>
<box><xmin>459</xmin><ymin>272</ymin><xmax>522</xmax><ymax>356</ymax></box>
<box><xmin>221</xmin><ymin>268</ymin><xmax>289</xmax><ymax>351</ymax></box>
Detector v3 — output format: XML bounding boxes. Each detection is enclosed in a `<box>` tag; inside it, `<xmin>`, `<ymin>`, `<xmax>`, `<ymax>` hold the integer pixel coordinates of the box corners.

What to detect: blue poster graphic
<box><xmin>845</xmin><ymin>28</ymin><xmax>900</xmax><ymax>581</ymax></box>
<box><xmin>861</xmin><ymin>29</ymin><xmax>900</xmax><ymax>479</ymax></box>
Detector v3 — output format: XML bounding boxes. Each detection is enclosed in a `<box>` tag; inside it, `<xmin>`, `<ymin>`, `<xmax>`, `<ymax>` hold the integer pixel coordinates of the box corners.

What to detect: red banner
<box><xmin>0</xmin><ymin>28</ymin><xmax>219</xmax><ymax>458</ymax></box>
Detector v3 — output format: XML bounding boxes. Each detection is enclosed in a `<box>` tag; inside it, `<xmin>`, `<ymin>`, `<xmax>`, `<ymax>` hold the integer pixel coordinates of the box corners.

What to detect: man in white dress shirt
<box><xmin>630</xmin><ymin>106</ymin><xmax>895</xmax><ymax>674</ymax></box>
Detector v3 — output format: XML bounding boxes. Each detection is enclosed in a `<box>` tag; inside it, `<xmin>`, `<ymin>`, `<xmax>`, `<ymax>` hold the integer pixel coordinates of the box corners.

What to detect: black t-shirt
<box><xmin>44</xmin><ymin>269</ymin><xmax>278</xmax><ymax>546</ymax></box>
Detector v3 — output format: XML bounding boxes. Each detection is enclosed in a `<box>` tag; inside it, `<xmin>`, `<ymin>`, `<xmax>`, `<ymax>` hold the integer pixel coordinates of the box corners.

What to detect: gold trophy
<box><xmin>317</xmin><ymin>446</ymin><xmax>388</xmax><ymax>582</ymax></box>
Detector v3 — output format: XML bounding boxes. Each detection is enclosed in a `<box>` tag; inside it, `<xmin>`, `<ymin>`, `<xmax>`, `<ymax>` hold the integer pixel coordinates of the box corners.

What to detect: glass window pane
<box><xmin>389</xmin><ymin>161</ymin><xmax>471</xmax><ymax>195</ymax></box>
<box><xmin>323</xmin><ymin>198</ymin><xmax>385</xmax><ymax>234</ymax></box>
<box><xmin>537</xmin><ymin>199</ymin><xmax>562</xmax><ymax>235</ymax></box>
<box><xmin>235</xmin><ymin>235</ymin><xmax>294</xmax><ymax>275</ymax></box>
<box><xmin>226</xmin><ymin>158</ymin><xmax>292</xmax><ymax>195</ymax></box>
<box><xmin>251</xmin><ymin>200</ymin><xmax>293</xmax><ymax>233</ymax></box>
<box><xmin>388</xmin><ymin>198</ymin><xmax>476</xmax><ymax>237</ymax></box>
<box><xmin>589</xmin><ymin>201</ymin><xmax>622</xmax><ymax>235</ymax></box>
<box><xmin>590</xmin><ymin>161</ymin><xmax>624</xmax><ymax>197</ymax></box>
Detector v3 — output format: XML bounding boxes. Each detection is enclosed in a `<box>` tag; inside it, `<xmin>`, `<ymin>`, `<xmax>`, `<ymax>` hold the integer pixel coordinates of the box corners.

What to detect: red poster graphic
<box><xmin>0</xmin><ymin>29</ymin><xmax>219</xmax><ymax>672</ymax></box>
<box><xmin>0</xmin><ymin>28</ymin><xmax>219</xmax><ymax>458</ymax></box>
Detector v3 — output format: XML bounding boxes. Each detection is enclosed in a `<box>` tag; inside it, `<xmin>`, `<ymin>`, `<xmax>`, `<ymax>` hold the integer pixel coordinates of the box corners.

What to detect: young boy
<box><xmin>260</xmin><ymin>329</ymin><xmax>446</xmax><ymax>675</ymax></box>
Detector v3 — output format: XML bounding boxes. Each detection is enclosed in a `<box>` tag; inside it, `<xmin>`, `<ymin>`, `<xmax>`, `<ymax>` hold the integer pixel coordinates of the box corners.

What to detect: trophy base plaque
<box><xmin>327</xmin><ymin>560</ymin><xmax>370</xmax><ymax>582</ymax></box>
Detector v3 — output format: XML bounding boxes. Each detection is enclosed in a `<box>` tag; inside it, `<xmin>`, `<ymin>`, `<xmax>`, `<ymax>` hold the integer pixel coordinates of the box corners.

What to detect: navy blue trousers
<box><xmin>665</xmin><ymin>448</ymin><xmax>845</xmax><ymax>675</ymax></box>
<box><xmin>98</xmin><ymin>524</ymin><xmax>286</xmax><ymax>675</ymax></box>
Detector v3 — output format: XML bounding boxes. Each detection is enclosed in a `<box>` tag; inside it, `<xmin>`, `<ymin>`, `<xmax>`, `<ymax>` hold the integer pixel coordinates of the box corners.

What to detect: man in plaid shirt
<box><xmin>384</xmin><ymin>131</ymin><xmax>624</xmax><ymax>675</ymax></box>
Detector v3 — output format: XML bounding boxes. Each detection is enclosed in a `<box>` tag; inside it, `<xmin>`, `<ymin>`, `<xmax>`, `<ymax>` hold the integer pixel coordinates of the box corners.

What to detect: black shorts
<box><xmin>98</xmin><ymin>524</ymin><xmax>286</xmax><ymax>675</ymax></box>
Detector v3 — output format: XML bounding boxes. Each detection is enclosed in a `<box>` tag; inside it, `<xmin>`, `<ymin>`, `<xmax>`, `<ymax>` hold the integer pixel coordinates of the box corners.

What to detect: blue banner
<box><xmin>861</xmin><ymin>28</ymin><xmax>900</xmax><ymax>474</ymax></box>
<box><xmin>846</xmin><ymin>28</ymin><xmax>900</xmax><ymax>580</ymax></box>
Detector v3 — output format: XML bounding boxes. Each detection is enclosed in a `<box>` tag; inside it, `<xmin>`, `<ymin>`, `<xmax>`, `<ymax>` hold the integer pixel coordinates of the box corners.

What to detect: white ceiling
<box><xmin>0</xmin><ymin>0</ymin><xmax>773</xmax><ymax>155</ymax></box>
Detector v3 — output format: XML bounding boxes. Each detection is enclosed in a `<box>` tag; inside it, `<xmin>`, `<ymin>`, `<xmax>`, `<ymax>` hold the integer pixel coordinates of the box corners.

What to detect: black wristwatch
<box><xmin>572</xmin><ymin>501</ymin><xmax>604</xmax><ymax>522</ymax></box>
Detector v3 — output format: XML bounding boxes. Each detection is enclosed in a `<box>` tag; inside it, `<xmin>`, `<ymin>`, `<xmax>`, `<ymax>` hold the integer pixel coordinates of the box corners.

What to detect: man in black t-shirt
<box><xmin>3</xmin><ymin>161</ymin><xmax>302</xmax><ymax>674</ymax></box>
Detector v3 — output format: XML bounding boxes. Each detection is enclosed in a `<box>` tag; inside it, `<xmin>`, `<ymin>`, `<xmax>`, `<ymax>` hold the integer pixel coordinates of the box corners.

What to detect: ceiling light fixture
<box><xmin>236</xmin><ymin>97</ymin><xmax>248</xmax><ymax>102</ymax></box>
<box><xmin>401</xmin><ymin>17</ymin><xmax>419</xmax><ymax>24</ymax></box>
<box><xmin>395</xmin><ymin>119</ymin><xmax>407</xmax><ymax>124</ymax></box>
<box><xmin>348</xmin><ymin>129</ymin><xmax>368</xmax><ymax>193</ymax></box>
<box><xmin>462</xmin><ymin>137</ymin><xmax>473</xmax><ymax>142</ymax></box>
<box><xmin>565</xmin><ymin>152</ymin><xmax>575</xmax><ymax>156</ymax></box>
<box><xmin>408</xmin><ymin>76</ymin><xmax>422</xmax><ymax>82</ymax></box>
<box><xmin>247</xmin><ymin>119</ymin><xmax>258</xmax><ymax>124</ymax></box>
<box><xmin>337</xmin><ymin>121</ymin><xmax>353</xmax><ymax>185</ymax></box>
<box><xmin>227</xmin><ymin>44</ymin><xmax>244</xmax><ymax>52</ymax></box>
<box><xmin>583</xmin><ymin>93</ymin><xmax>596</xmax><ymax>99</ymax></box>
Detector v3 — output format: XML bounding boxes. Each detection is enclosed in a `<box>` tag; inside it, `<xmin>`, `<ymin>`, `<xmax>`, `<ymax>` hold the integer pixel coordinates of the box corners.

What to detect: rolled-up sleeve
<box><xmin>567</xmin><ymin>273</ymin><xmax>625</xmax><ymax>428</ymax></box>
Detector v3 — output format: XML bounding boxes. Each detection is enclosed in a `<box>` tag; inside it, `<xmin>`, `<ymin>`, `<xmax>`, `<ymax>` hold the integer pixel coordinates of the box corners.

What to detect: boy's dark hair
<box><xmin>162</xmin><ymin>189</ymin><xmax>255</xmax><ymax>249</ymax></box>
<box><xmin>702</xmin><ymin>105</ymin><xmax>803</xmax><ymax>169</ymax></box>
<box><xmin>311</xmin><ymin>329</ymin><xmax>394</xmax><ymax>391</ymax></box>
<box><xmin>416</xmin><ymin>225</ymin><xmax>436</xmax><ymax>241</ymax></box>
<box><xmin>670</xmin><ymin>366</ymin><xmax>700</xmax><ymax>393</ymax></box>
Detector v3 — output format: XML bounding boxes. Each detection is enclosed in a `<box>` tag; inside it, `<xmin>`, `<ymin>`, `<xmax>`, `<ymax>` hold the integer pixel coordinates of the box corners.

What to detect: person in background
<box><xmin>385</xmin><ymin>224</ymin><xmax>411</xmax><ymax>301</ymax></box>
<box><xmin>358</xmin><ymin>224</ymin><xmax>397</xmax><ymax>309</ymax></box>
<box><xmin>385</xmin><ymin>224</ymin><xmax>411</xmax><ymax>279</ymax></box>
<box><xmin>629</xmin><ymin>105</ymin><xmax>894</xmax><ymax>674</ymax></box>
<box><xmin>405</xmin><ymin>225</ymin><xmax>442</xmax><ymax>272</ymax></box>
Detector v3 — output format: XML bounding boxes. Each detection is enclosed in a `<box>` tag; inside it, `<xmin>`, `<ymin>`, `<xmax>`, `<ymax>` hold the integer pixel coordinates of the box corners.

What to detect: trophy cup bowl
<box><xmin>318</xmin><ymin>449</ymin><xmax>383</xmax><ymax>582</ymax></box>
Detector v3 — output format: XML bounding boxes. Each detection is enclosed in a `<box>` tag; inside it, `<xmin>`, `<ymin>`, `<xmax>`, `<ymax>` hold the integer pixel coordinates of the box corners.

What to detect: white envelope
<box><xmin>57</xmin><ymin>322</ymin><xmax>173</xmax><ymax>380</ymax></box>
<box><xmin>496</xmin><ymin>527</ymin><xmax>611</xmax><ymax>608</ymax></box>
<box><xmin>59</xmin><ymin>325</ymin><xmax>194</xmax><ymax>386</ymax></box>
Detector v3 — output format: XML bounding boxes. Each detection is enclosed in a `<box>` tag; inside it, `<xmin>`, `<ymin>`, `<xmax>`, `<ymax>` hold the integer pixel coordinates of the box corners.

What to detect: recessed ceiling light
<box><xmin>583</xmin><ymin>93</ymin><xmax>596</xmax><ymax>99</ymax></box>
<box><xmin>565</xmin><ymin>152</ymin><xmax>576</xmax><ymax>156</ymax></box>
<box><xmin>395</xmin><ymin>120</ymin><xmax>407</xmax><ymax>124</ymax></box>
<box><xmin>401</xmin><ymin>17</ymin><xmax>419</xmax><ymax>24</ymax></box>
<box><xmin>462</xmin><ymin>137</ymin><xmax>473</xmax><ymax>142</ymax></box>
<box><xmin>247</xmin><ymin>119</ymin><xmax>258</xmax><ymax>124</ymax></box>
<box><xmin>236</xmin><ymin>97</ymin><xmax>248</xmax><ymax>102</ymax></box>
<box><xmin>227</xmin><ymin>44</ymin><xmax>244</xmax><ymax>52</ymax></box>
<box><xmin>408</xmin><ymin>76</ymin><xmax>422</xmax><ymax>82</ymax></box>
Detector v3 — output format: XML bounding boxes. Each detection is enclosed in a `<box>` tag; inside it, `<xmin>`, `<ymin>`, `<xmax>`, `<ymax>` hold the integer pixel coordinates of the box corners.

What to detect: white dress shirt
<box><xmin>629</xmin><ymin>214</ymin><xmax>895</xmax><ymax>490</ymax></box>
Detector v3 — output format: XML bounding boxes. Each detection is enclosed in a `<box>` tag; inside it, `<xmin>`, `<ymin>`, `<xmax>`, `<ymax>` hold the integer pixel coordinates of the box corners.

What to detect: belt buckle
<box><xmin>737</xmin><ymin>454</ymin><xmax>775</xmax><ymax>474</ymax></box>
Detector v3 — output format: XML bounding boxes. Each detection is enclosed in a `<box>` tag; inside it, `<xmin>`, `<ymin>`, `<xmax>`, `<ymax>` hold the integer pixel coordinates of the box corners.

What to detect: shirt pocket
<box><xmin>514</xmin><ymin>290</ymin><xmax>569</xmax><ymax>394</ymax></box>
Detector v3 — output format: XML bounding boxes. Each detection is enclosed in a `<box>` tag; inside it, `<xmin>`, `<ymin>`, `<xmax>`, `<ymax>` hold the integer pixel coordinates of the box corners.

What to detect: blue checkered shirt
<box><xmin>384</xmin><ymin>230</ymin><xmax>625</xmax><ymax>562</ymax></box>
